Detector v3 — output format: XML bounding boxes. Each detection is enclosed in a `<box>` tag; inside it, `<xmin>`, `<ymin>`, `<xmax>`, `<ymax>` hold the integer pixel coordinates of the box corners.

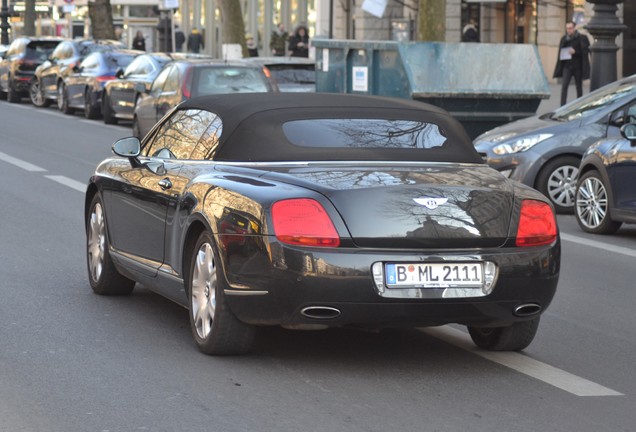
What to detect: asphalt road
<box><xmin>1</xmin><ymin>100</ymin><xmax>635</xmax><ymax>432</ymax></box>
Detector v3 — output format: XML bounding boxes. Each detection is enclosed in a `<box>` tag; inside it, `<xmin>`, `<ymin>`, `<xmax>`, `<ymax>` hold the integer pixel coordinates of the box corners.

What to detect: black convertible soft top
<box><xmin>179</xmin><ymin>93</ymin><xmax>483</xmax><ymax>163</ymax></box>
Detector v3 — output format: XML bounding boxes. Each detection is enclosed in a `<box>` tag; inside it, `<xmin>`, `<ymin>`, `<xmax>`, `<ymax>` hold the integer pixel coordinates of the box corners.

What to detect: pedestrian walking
<box><xmin>132</xmin><ymin>31</ymin><xmax>146</xmax><ymax>51</ymax></box>
<box><xmin>553</xmin><ymin>21</ymin><xmax>590</xmax><ymax>106</ymax></box>
<box><xmin>270</xmin><ymin>24</ymin><xmax>288</xmax><ymax>56</ymax></box>
<box><xmin>175</xmin><ymin>26</ymin><xmax>186</xmax><ymax>52</ymax></box>
<box><xmin>288</xmin><ymin>25</ymin><xmax>309</xmax><ymax>58</ymax></box>
<box><xmin>188</xmin><ymin>28</ymin><xmax>204</xmax><ymax>53</ymax></box>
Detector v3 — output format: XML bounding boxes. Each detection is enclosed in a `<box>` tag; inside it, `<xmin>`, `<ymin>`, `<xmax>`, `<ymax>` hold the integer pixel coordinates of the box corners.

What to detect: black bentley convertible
<box><xmin>85</xmin><ymin>93</ymin><xmax>560</xmax><ymax>355</ymax></box>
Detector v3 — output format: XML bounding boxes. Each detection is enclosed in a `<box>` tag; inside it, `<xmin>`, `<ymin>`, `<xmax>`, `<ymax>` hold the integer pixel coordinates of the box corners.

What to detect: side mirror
<box><xmin>115</xmin><ymin>68</ymin><xmax>124</xmax><ymax>79</ymax></box>
<box><xmin>620</xmin><ymin>123</ymin><xmax>636</xmax><ymax>143</ymax></box>
<box><xmin>72</xmin><ymin>65</ymin><xmax>81</xmax><ymax>73</ymax></box>
<box><xmin>113</xmin><ymin>137</ymin><xmax>141</xmax><ymax>167</ymax></box>
<box><xmin>610</xmin><ymin>110</ymin><xmax>625</xmax><ymax>127</ymax></box>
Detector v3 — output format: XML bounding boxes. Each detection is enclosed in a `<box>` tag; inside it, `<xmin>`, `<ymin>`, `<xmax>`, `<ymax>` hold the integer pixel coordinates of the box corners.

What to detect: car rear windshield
<box><xmin>193</xmin><ymin>67</ymin><xmax>269</xmax><ymax>96</ymax></box>
<box><xmin>267</xmin><ymin>65</ymin><xmax>315</xmax><ymax>84</ymax></box>
<box><xmin>283</xmin><ymin>119</ymin><xmax>447</xmax><ymax>149</ymax></box>
<box><xmin>216</xmin><ymin>110</ymin><xmax>481</xmax><ymax>164</ymax></box>
<box><xmin>25</xmin><ymin>41</ymin><xmax>59</xmax><ymax>61</ymax></box>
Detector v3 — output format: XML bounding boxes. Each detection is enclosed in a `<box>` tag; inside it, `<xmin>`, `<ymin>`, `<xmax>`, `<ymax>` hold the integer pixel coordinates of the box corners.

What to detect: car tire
<box><xmin>574</xmin><ymin>170</ymin><xmax>622</xmax><ymax>234</ymax></box>
<box><xmin>187</xmin><ymin>231</ymin><xmax>255</xmax><ymax>355</ymax></box>
<box><xmin>84</xmin><ymin>90</ymin><xmax>100</xmax><ymax>119</ymax></box>
<box><xmin>57</xmin><ymin>82</ymin><xmax>74</xmax><ymax>115</ymax></box>
<box><xmin>86</xmin><ymin>194</ymin><xmax>136</xmax><ymax>296</ymax></box>
<box><xmin>7</xmin><ymin>78</ymin><xmax>21</xmax><ymax>103</ymax></box>
<box><xmin>30</xmin><ymin>79</ymin><xmax>50</xmax><ymax>107</ymax></box>
<box><xmin>102</xmin><ymin>94</ymin><xmax>118</xmax><ymax>125</ymax></box>
<box><xmin>535</xmin><ymin>156</ymin><xmax>580</xmax><ymax>214</ymax></box>
<box><xmin>467</xmin><ymin>317</ymin><xmax>540</xmax><ymax>351</ymax></box>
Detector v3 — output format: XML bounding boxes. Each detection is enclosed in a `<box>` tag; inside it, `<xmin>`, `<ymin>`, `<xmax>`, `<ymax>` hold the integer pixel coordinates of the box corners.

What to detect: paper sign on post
<box><xmin>352</xmin><ymin>67</ymin><xmax>368</xmax><ymax>92</ymax></box>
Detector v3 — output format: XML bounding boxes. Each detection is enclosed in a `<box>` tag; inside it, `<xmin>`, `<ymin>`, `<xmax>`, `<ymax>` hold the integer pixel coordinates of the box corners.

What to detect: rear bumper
<box><xmin>221</xmin><ymin>237</ymin><xmax>560</xmax><ymax>328</ymax></box>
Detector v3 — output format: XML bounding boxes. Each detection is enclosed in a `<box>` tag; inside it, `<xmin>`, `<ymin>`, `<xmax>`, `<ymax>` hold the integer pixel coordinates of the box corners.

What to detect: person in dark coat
<box><xmin>461</xmin><ymin>20</ymin><xmax>479</xmax><ymax>43</ymax></box>
<box><xmin>288</xmin><ymin>25</ymin><xmax>309</xmax><ymax>58</ymax></box>
<box><xmin>132</xmin><ymin>31</ymin><xmax>146</xmax><ymax>51</ymax></box>
<box><xmin>188</xmin><ymin>28</ymin><xmax>204</xmax><ymax>53</ymax></box>
<box><xmin>553</xmin><ymin>21</ymin><xmax>590</xmax><ymax>106</ymax></box>
<box><xmin>245</xmin><ymin>34</ymin><xmax>259</xmax><ymax>57</ymax></box>
<box><xmin>270</xmin><ymin>24</ymin><xmax>288</xmax><ymax>56</ymax></box>
<box><xmin>175</xmin><ymin>26</ymin><xmax>186</xmax><ymax>52</ymax></box>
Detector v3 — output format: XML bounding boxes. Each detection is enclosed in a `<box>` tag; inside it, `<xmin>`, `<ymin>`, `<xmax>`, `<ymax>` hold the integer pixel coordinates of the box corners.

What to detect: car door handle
<box><xmin>158</xmin><ymin>178</ymin><xmax>172</xmax><ymax>190</ymax></box>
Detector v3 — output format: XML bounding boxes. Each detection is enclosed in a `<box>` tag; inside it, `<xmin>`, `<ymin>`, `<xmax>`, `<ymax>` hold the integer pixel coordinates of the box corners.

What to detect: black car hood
<box><xmin>262</xmin><ymin>164</ymin><xmax>515</xmax><ymax>249</ymax></box>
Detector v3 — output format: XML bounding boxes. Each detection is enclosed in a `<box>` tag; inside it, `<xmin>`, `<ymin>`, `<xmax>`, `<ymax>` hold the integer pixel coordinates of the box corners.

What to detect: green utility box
<box><xmin>312</xmin><ymin>39</ymin><xmax>550</xmax><ymax>139</ymax></box>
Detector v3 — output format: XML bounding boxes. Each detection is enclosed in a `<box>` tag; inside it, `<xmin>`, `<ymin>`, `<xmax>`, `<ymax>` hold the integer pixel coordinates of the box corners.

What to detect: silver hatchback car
<box><xmin>474</xmin><ymin>75</ymin><xmax>636</xmax><ymax>213</ymax></box>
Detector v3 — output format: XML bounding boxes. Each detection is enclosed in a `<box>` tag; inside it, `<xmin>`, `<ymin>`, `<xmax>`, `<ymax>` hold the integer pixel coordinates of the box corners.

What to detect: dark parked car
<box><xmin>242</xmin><ymin>56</ymin><xmax>315</xmax><ymax>92</ymax></box>
<box><xmin>474</xmin><ymin>74</ymin><xmax>636</xmax><ymax>213</ymax></box>
<box><xmin>85</xmin><ymin>93</ymin><xmax>560</xmax><ymax>356</ymax></box>
<box><xmin>0</xmin><ymin>36</ymin><xmax>63</xmax><ymax>102</ymax></box>
<box><xmin>132</xmin><ymin>59</ymin><xmax>277</xmax><ymax>138</ymax></box>
<box><xmin>59</xmin><ymin>49</ymin><xmax>139</xmax><ymax>119</ymax></box>
<box><xmin>101</xmin><ymin>52</ymin><xmax>173</xmax><ymax>125</ymax></box>
<box><xmin>574</xmin><ymin>123</ymin><xmax>636</xmax><ymax>234</ymax></box>
<box><xmin>30</xmin><ymin>38</ymin><xmax>125</xmax><ymax>108</ymax></box>
<box><xmin>101</xmin><ymin>52</ymin><xmax>212</xmax><ymax>125</ymax></box>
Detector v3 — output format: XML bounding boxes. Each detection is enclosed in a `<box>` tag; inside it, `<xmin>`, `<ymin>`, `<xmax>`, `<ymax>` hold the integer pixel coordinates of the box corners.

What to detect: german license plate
<box><xmin>385</xmin><ymin>263</ymin><xmax>483</xmax><ymax>288</ymax></box>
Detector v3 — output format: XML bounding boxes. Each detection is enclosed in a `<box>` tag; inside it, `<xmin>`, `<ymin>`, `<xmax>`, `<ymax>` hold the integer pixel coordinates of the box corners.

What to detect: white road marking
<box><xmin>421</xmin><ymin>326</ymin><xmax>623</xmax><ymax>397</ymax></box>
<box><xmin>561</xmin><ymin>233</ymin><xmax>636</xmax><ymax>259</ymax></box>
<box><xmin>0</xmin><ymin>151</ymin><xmax>47</xmax><ymax>172</ymax></box>
<box><xmin>44</xmin><ymin>175</ymin><xmax>86</xmax><ymax>192</ymax></box>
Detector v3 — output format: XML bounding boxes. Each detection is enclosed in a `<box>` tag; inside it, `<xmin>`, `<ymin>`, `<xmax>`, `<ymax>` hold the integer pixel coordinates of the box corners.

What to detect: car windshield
<box><xmin>550</xmin><ymin>80</ymin><xmax>636</xmax><ymax>122</ymax></box>
<box><xmin>283</xmin><ymin>119</ymin><xmax>447</xmax><ymax>149</ymax></box>
<box><xmin>25</xmin><ymin>42</ymin><xmax>59</xmax><ymax>61</ymax></box>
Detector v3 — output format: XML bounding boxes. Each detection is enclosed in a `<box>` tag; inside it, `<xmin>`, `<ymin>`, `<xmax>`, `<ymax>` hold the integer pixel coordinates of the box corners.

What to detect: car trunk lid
<box><xmin>262</xmin><ymin>164</ymin><xmax>515</xmax><ymax>249</ymax></box>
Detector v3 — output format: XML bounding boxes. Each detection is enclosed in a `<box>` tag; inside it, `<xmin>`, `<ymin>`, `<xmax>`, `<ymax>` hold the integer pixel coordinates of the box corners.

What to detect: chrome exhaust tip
<box><xmin>300</xmin><ymin>306</ymin><xmax>341</xmax><ymax>320</ymax></box>
<box><xmin>514</xmin><ymin>303</ymin><xmax>542</xmax><ymax>317</ymax></box>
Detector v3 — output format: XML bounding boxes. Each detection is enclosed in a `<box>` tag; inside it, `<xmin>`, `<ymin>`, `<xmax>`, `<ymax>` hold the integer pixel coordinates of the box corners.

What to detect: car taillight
<box><xmin>182</xmin><ymin>67</ymin><xmax>193</xmax><ymax>99</ymax></box>
<box><xmin>516</xmin><ymin>200</ymin><xmax>557</xmax><ymax>247</ymax></box>
<box><xmin>272</xmin><ymin>199</ymin><xmax>340</xmax><ymax>247</ymax></box>
<box><xmin>96</xmin><ymin>76</ymin><xmax>117</xmax><ymax>82</ymax></box>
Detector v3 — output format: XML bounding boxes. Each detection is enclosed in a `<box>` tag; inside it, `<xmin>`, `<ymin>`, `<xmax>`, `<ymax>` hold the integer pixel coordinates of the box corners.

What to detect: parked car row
<box><xmin>1</xmin><ymin>35</ymin><xmax>317</xmax><ymax>134</ymax></box>
<box><xmin>474</xmin><ymin>74</ymin><xmax>636</xmax><ymax>235</ymax></box>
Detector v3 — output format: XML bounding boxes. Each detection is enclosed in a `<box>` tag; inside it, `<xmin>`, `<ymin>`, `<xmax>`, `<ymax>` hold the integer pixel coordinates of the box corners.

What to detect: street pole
<box><xmin>585</xmin><ymin>0</ymin><xmax>626</xmax><ymax>90</ymax></box>
<box><xmin>1</xmin><ymin>0</ymin><xmax>11</xmax><ymax>45</ymax></box>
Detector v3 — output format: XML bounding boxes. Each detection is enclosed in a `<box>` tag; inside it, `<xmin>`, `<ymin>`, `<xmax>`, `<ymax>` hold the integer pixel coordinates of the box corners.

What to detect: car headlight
<box><xmin>492</xmin><ymin>134</ymin><xmax>553</xmax><ymax>155</ymax></box>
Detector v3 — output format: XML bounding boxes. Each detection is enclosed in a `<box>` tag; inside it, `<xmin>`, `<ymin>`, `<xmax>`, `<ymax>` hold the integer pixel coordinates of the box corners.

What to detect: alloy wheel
<box><xmin>30</xmin><ymin>81</ymin><xmax>44</xmax><ymax>106</ymax></box>
<box><xmin>88</xmin><ymin>202</ymin><xmax>105</xmax><ymax>282</ymax></box>
<box><xmin>576</xmin><ymin>176</ymin><xmax>608</xmax><ymax>230</ymax></box>
<box><xmin>191</xmin><ymin>242</ymin><xmax>217</xmax><ymax>340</ymax></box>
<box><xmin>57</xmin><ymin>84</ymin><xmax>65</xmax><ymax>111</ymax></box>
<box><xmin>547</xmin><ymin>164</ymin><xmax>578</xmax><ymax>208</ymax></box>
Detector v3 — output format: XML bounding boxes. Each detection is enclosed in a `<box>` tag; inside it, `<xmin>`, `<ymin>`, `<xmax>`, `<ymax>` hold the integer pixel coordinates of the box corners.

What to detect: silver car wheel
<box><xmin>191</xmin><ymin>242</ymin><xmax>217</xmax><ymax>340</ymax></box>
<box><xmin>576</xmin><ymin>176</ymin><xmax>608</xmax><ymax>229</ymax></box>
<box><xmin>57</xmin><ymin>83</ymin><xmax>64</xmax><ymax>110</ymax></box>
<box><xmin>88</xmin><ymin>202</ymin><xmax>105</xmax><ymax>282</ymax></box>
<box><xmin>547</xmin><ymin>165</ymin><xmax>578</xmax><ymax>208</ymax></box>
<box><xmin>30</xmin><ymin>81</ymin><xmax>43</xmax><ymax>105</ymax></box>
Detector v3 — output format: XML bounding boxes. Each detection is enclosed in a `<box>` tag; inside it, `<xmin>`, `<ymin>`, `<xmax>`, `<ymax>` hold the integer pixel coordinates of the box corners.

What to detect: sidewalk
<box><xmin>536</xmin><ymin>81</ymin><xmax>591</xmax><ymax>115</ymax></box>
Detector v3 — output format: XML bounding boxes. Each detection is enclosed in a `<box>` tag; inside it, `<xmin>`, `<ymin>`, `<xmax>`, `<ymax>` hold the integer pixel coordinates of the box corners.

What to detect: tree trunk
<box><xmin>219</xmin><ymin>0</ymin><xmax>247</xmax><ymax>57</ymax></box>
<box><xmin>88</xmin><ymin>0</ymin><xmax>116</xmax><ymax>40</ymax></box>
<box><xmin>23</xmin><ymin>0</ymin><xmax>36</xmax><ymax>36</ymax></box>
<box><xmin>417</xmin><ymin>0</ymin><xmax>445</xmax><ymax>41</ymax></box>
